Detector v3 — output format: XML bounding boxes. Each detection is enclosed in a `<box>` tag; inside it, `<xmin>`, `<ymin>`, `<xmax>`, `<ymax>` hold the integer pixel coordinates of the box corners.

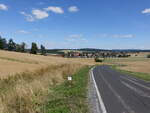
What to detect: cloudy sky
<box><xmin>0</xmin><ymin>0</ymin><xmax>149</xmax><ymax>49</ymax></box>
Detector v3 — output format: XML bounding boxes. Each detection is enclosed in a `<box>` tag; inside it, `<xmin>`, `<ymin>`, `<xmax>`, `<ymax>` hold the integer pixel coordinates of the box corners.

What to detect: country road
<box><xmin>92</xmin><ymin>65</ymin><xmax>150</xmax><ymax>113</ymax></box>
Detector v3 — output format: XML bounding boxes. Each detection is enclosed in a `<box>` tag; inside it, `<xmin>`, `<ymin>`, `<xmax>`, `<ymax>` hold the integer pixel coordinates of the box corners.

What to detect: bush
<box><xmin>95</xmin><ymin>57</ymin><xmax>103</xmax><ymax>62</ymax></box>
<box><xmin>147</xmin><ymin>54</ymin><xmax>150</xmax><ymax>58</ymax></box>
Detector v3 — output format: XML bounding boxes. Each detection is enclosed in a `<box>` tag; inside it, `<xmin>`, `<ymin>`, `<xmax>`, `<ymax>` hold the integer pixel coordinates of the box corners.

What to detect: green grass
<box><xmin>41</xmin><ymin>66</ymin><xmax>90</xmax><ymax>113</ymax></box>
<box><xmin>111</xmin><ymin>65</ymin><xmax>150</xmax><ymax>81</ymax></box>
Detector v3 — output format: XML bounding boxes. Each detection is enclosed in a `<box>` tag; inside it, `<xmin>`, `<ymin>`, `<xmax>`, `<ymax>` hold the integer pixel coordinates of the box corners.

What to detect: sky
<box><xmin>0</xmin><ymin>0</ymin><xmax>150</xmax><ymax>49</ymax></box>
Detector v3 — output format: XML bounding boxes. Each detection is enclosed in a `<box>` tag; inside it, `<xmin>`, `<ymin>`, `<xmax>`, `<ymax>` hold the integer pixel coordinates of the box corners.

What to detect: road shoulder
<box><xmin>88</xmin><ymin>68</ymin><xmax>103</xmax><ymax>113</ymax></box>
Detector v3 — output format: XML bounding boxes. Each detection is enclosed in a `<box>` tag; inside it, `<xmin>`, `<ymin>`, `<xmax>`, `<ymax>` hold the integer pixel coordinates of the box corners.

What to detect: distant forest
<box><xmin>1</xmin><ymin>35</ymin><xmax>149</xmax><ymax>56</ymax></box>
<box><xmin>0</xmin><ymin>35</ymin><xmax>46</xmax><ymax>55</ymax></box>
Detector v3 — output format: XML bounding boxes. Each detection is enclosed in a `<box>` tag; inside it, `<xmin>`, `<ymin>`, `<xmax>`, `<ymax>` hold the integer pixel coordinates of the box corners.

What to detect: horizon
<box><xmin>0</xmin><ymin>0</ymin><xmax>149</xmax><ymax>49</ymax></box>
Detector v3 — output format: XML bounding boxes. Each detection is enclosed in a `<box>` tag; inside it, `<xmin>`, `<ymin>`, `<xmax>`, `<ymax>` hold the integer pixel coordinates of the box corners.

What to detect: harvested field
<box><xmin>116</xmin><ymin>61</ymin><xmax>150</xmax><ymax>74</ymax></box>
<box><xmin>104</xmin><ymin>56</ymin><xmax>150</xmax><ymax>74</ymax></box>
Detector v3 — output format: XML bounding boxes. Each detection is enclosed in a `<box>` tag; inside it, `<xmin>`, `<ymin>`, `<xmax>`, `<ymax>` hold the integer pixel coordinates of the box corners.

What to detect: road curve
<box><xmin>92</xmin><ymin>65</ymin><xmax>150</xmax><ymax>113</ymax></box>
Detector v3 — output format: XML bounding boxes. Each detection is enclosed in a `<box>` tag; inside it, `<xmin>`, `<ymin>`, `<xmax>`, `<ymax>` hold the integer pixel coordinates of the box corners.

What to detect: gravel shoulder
<box><xmin>88</xmin><ymin>70</ymin><xmax>102</xmax><ymax>113</ymax></box>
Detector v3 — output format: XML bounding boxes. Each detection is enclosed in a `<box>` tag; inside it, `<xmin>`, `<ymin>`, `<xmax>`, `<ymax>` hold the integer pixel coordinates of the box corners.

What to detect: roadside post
<box><xmin>67</xmin><ymin>76</ymin><xmax>73</xmax><ymax>87</ymax></box>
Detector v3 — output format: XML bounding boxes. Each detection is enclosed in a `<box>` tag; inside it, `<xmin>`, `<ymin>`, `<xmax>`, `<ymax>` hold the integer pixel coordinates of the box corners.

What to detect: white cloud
<box><xmin>17</xmin><ymin>30</ymin><xmax>30</xmax><ymax>34</ymax></box>
<box><xmin>0</xmin><ymin>4</ymin><xmax>8</xmax><ymax>11</ymax></box>
<box><xmin>67</xmin><ymin>34</ymin><xmax>87</xmax><ymax>43</ymax></box>
<box><xmin>97</xmin><ymin>34</ymin><xmax>108</xmax><ymax>38</ymax></box>
<box><xmin>112</xmin><ymin>34</ymin><xmax>134</xmax><ymax>38</ymax></box>
<box><xmin>20</xmin><ymin>9</ymin><xmax>49</xmax><ymax>22</ymax></box>
<box><xmin>44</xmin><ymin>6</ymin><xmax>64</xmax><ymax>14</ymax></box>
<box><xmin>142</xmin><ymin>8</ymin><xmax>150</xmax><ymax>14</ymax></box>
<box><xmin>20</xmin><ymin>11</ymin><xmax>35</xmax><ymax>22</ymax></box>
<box><xmin>97</xmin><ymin>34</ymin><xmax>134</xmax><ymax>38</ymax></box>
<box><xmin>32</xmin><ymin>9</ymin><xmax>49</xmax><ymax>19</ymax></box>
<box><xmin>68</xmin><ymin>6</ymin><xmax>79</xmax><ymax>12</ymax></box>
<box><xmin>69</xmin><ymin>34</ymin><xmax>82</xmax><ymax>38</ymax></box>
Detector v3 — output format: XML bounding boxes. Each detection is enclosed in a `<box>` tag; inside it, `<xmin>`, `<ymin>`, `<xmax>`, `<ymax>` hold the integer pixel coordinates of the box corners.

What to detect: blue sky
<box><xmin>0</xmin><ymin>0</ymin><xmax>149</xmax><ymax>49</ymax></box>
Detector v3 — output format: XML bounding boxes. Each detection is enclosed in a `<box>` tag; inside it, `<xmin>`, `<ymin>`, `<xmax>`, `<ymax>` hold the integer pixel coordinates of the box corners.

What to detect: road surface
<box><xmin>92</xmin><ymin>65</ymin><xmax>150</xmax><ymax>113</ymax></box>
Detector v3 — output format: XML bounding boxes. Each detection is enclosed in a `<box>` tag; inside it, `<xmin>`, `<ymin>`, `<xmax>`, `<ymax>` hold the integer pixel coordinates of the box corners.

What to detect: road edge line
<box><xmin>90</xmin><ymin>67</ymin><xmax>107</xmax><ymax>113</ymax></box>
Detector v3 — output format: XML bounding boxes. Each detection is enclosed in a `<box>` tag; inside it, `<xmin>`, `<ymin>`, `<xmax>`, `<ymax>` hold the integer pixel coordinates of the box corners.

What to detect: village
<box><xmin>63</xmin><ymin>51</ymin><xmax>132</xmax><ymax>58</ymax></box>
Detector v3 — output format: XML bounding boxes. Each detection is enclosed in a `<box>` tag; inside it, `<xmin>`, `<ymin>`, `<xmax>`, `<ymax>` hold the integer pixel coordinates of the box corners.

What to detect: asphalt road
<box><xmin>93</xmin><ymin>65</ymin><xmax>150</xmax><ymax>113</ymax></box>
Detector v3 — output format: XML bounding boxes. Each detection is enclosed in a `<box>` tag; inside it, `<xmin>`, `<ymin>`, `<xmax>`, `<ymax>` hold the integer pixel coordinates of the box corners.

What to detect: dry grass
<box><xmin>0</xmin><ymin>50</ymin><xmax>96</xmax><ymax>113</ymax></box>
<box><xmin>0</xmin><ymin>63</ymin><xmax>84</xmax><ymax>113</ymax></box>
<box><xmin>104</xmin><ymin>53</ymin><xmax>150</xmax><ymax>74</ymax></box>
<box><xmin>116</xmin><ymin>61</ymin><xmax>150</xmax><ymax>74</ymax></box>
<box><xmin>0</xmin><ymin>50</ymin><xmax>96</xmax><ymax>78</ymax></box>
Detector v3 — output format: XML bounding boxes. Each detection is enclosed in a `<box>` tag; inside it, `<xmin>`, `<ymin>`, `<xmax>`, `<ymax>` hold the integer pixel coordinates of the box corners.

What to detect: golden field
<box><xmin>105</xmin><ymin>52</ymin><xmax>150</xmax><ymax>74</ymax></box>
<box><xmin>0</xmin><ymin>50</ymin><xmax>96</xmax><ymax>113</ymax></box>
<box><xmin>0</xmin><ymin>50</ymin><xmax>149</xmax><ymax>113</ymax></box>
<box><xmin>0</xmin><ymin>50</ymin><xmax>95</xmax><ymax>79</ymax></box>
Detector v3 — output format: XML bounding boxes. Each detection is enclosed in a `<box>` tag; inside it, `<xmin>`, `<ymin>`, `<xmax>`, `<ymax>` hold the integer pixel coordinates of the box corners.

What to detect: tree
<box><xmin>20</xmin><ymin>42</ymin><xmax>26</xmax><ymax>52</ymax></box>
<box><xmin>0</xmin><ymin>36</ymin><xmax>3</xmax><ymax>49</ymax></box>
<box><xmin>30</xmin><ymin>42</ymin><xmax>38</xmax><ymax>54</ymax></box>
<box><xmin>40</xmin><ymin>45</ymin><xmax>46</xmax><ymax>55</ymax></box>
<box><xmin>16</xmin><ymin>44</ymin><xmax>21</xmax><ymax>52</ymax></box>
<box><xmin>8</xmin><ymin>39</ymin><xmax>16</xmax><ymax>51</ymax></box>
<box><xmin>0</xmin><ymin>36</ymin><xmax>7</xmax><ymax>50</ymax></box>
<box><xmin>147</xmin><ymin>54</ymin><xmax>150</xmax><ymax>58</ymax></box>
<box><xmin>95</xmin><ymin>56</ymin><xmax>103</xmax><ymax>62</ymax></box>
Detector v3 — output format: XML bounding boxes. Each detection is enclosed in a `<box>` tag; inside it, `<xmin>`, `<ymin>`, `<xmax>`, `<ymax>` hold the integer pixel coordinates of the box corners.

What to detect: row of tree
<box><xmin>0</xmin><ymin>36</ymin><xmax>46</xmax><ymax>55</ymax></box>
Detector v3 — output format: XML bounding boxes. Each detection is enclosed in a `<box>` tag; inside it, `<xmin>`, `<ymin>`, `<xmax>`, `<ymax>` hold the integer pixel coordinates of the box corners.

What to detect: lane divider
<box><xmin>90</xmin><ymin>67</ymin><xmax>107</xmax><ymax>113</ymax></box>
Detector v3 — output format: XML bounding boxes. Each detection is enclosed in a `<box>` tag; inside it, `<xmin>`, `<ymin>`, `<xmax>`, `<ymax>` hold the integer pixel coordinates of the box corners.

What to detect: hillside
<box><xmin>0</xmin><ymin>50</ymin><xmax>95</xmax><ymax>78</ymax></box>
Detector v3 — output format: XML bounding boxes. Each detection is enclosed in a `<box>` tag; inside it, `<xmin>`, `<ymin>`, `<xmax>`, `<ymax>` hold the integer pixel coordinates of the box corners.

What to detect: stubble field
<box><xmin>105</xmin><ymin>52</ymin><xmax>150</xmax><ymax>74</ymax></box>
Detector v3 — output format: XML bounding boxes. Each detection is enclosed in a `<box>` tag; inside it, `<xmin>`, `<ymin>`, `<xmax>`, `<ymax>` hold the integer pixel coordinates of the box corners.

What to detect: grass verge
<box><xmin>41</xmin><ymin>66</ymin><xmax>90</xmax><ymax>113</ymax></box>
<box><xmin>0</xmin><ymin>63</ymin><xmax>84</xmax><ymax>113</ymax></box>
<box><xmin>111</xmin><ymin>65</ymin><xmax>150</xmax><ymax>81</ymax></box>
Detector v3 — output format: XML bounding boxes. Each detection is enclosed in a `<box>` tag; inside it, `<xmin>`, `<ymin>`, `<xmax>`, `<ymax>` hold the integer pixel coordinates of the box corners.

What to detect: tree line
<box><xmin>0</xmin><ymin>36</ymin><xmax>46</xmax><ymax>55</ymax></box>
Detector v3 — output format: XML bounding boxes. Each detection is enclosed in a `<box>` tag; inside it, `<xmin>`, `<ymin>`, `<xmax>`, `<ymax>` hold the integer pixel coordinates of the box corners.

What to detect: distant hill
<box><xmin>46</xmin><ymin>48</ymin><xmax>150</xmax><ymax>54</ymax></box>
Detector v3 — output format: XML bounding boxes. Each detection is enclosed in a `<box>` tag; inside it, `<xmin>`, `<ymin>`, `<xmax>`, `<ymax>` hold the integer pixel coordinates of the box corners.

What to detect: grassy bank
<box><xmin>0</xmin><ymin>63</ymin><xmax>85</xmax><ymax>113</ymax></box>
<box><xmin>112</xmin><ymin>65</ymin><xmax>150</xmax><ymax>81</ymax></box>
<box><xmin>41</xmin><ymin>66</ymin><xmax>90</xmax><ymax>113</ymax></box>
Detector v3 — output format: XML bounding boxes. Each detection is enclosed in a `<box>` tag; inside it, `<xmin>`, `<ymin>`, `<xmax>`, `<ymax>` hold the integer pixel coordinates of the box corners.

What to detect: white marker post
<box><xmin>67</xmin><ymin>76</ymin><xmax>72</xmax><ymax>87</ymax></box>
<box><xmin>68</xmin><ymin>76</ymin><xmax>72</xmax><ymax>81</ymax></box>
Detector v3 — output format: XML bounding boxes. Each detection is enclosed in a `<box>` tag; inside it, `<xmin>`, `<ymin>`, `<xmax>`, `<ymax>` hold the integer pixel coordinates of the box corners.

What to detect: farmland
<box><xmin>104</xmin><ymin>52</ymin><xmax>150</xmax><ymax>74</ymax></box>
<box><xmin>0</xmin><ymin>50</ymin><xmax>150</xmax><ymax>113</ymax></box>
<box><xmin>0</xmin><ymin>50</ymin><xmax>96</xmax><ymax>113</ymax></box>
<box><xmin>0</xmin><ymin>50</ymin><xmax>95</xmax><ymax>78</ymax></box>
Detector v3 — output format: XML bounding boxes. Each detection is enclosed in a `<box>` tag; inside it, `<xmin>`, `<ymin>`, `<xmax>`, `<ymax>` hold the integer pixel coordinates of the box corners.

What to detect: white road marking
<box><xmin>121</xmin><ymin>81</ymin><xmax>150</xmax><ymax>98</ymax></box>
<box><xmin>121</xmin><ymin>76</ymin><xmax>150</xmax><ymax>91</ymax></box>
<box><xmin>125</xmin><ymin>76</ymin><xmax>138</xmax><ymax>82</ymax></box>
<box><xmin>98</xmin><ymin>70</ymin><xmax>135</xmax><ymax>113</ymax></box>
<box><xmin>90</xmin><ymin>68</ymin><xmax>107</xmax><ymax>113</ymax></box>
<box><xmin>123</xmin><ymin>74</ymin><xmax>150</xmax><ymax>84</ymax></box>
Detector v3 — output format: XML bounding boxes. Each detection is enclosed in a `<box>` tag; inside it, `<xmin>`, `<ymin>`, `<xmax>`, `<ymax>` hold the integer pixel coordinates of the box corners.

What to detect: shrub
<box><xmin>95</xmin><ymin>57</ymin><xmax>103</xmax><ymax>62</ymax></box>
<box><xmin>147</xmin><ymin>54</ymin><xmax>150</xmax><ymax>58</ymax></box>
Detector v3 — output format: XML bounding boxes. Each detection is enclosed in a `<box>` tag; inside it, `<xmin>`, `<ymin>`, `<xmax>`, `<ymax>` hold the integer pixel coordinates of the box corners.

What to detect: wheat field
<box><xmin>0</xmin><ymin>50</ymin><xmax>96</xmax><ymax>113</ymax></box>
<box><xmin>0</xmin><ymin>50</ymin><xmax>95</xmax><ymax>79</ymax></box>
